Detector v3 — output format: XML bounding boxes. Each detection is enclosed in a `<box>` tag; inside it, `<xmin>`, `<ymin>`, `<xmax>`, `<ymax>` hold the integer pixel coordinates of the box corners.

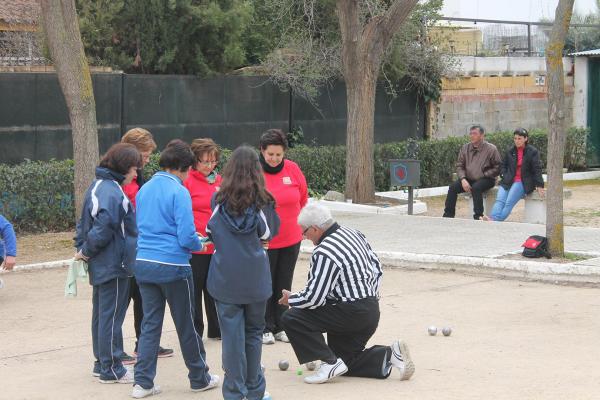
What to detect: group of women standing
<box><xmin>75</xmin><ymin>128</ymin><xmax>307</xmax><ymax>400</ymax></box>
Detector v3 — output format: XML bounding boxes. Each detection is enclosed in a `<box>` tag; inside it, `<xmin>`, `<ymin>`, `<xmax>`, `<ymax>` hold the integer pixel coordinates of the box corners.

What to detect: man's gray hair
<box><xmin>298</xmin><ymin>203</ymin><xmax>335</xmax><ymax>230</ymax></box>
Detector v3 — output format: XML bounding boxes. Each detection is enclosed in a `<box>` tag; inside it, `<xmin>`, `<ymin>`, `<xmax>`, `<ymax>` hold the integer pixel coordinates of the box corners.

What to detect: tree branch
<box><xmin>363</xmin><ymin>0</ymin><xmax>419</xmax><ymax>64</ymax></box>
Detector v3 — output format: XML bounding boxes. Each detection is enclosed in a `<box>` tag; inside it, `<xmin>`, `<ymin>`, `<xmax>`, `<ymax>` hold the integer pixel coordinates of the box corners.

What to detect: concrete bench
<box><xmin>460</xmin><ymin>186</ymin><xmax>572</xmax><ymax>224</ymax></box>
<box><xmin>523</xmin><ymin>188</ymin><xmax>572</xmax><ymax>224</ymax></box>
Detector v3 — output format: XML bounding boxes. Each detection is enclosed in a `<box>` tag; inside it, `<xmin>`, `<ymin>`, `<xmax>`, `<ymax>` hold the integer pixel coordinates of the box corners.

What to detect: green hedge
<box><xmin>0</xmin><ymin>160</ymin><xmax>75</xmax><ymax>232</ymax></box>
<box><xmin>286</xmin><ymin>127</ymin><xmax>590</xmax><ymax>194</ymax></box>
<box><xmin>0</xmin><ymin>127</ymin><xmax>591</xmax><ymax>232</ymax></box>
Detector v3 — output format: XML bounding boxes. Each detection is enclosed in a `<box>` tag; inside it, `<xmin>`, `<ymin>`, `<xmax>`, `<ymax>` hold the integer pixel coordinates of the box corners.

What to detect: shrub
<box><xmin>0</xmin><ymin>160</ymin><xmax>75</xmax><ymax>233</ymax></box>
<box><xmin>0</xmin><ymin>127</ymin><xmax>591</xmax><ymax>233</ymax></box>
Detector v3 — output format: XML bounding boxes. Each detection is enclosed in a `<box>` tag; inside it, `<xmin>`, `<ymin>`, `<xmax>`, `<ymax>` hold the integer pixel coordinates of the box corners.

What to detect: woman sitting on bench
<box><xmin>482</xmin><ymin>128</ymin><xmax>545</xmax><ymax>222</ymax></box>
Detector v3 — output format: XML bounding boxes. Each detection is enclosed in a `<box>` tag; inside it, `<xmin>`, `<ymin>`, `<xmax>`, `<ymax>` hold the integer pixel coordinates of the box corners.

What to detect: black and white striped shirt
<box><xmin>288</xmin><ymin>223</ymin><xmax>383</xmax><ymax>309</ymax></box>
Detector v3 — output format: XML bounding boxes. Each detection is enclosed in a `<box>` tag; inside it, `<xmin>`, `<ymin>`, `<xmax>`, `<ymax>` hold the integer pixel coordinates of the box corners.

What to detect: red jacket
<box><xmin>264</xmin><ymin>159</ymin><xmax>308</xmax><ymax>249</ymax></box>
<box><xmin>184</xmin><ymin>169</ymin><xmax>222</xmax><ymax>254</ymax></box>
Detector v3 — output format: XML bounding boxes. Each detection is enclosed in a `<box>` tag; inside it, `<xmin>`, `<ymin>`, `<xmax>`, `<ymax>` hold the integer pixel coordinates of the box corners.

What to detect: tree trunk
<box><xmin>545</xmin><ymin>0</ymin><xmax>574</xmax><ymax>257</ymax></box>
<box><xmin>336</xmin><ymin>0</ymin><xmax>418</xmax><ymax>203</ymax></box>
<box><xmin>39</xmin><ymin>0</ymin><xmax>99</xmax><ymax>220</ymax></box>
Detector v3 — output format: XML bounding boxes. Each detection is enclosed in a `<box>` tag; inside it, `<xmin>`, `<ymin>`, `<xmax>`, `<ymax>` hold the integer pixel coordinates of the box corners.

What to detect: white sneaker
<box><xmin>273</xmin><ymin>331</ymin><xmax>289</xmax><ymax>343</ymax></box>
<box><xmin>303</xmin><ymin>358</ymin><xmax>348</xmax><ymax>384</ymax></box>
<box><xmin>390</xmin><ymin>340</ymin><xmax>415</xmax><ymax>381</ymax></box>
<box><xmin>191</xmin><ymin>374</ymin><xmax>220</xmax><ymax>392</ymax></box>
<box><xmin>263</xmin><ymin>391</ymin><xmax>271</xmax><ymax>400</ymax></box>
<box><xmin>262</xmin><ymin>332</ymin><xmax>275</xmax><ymax>345</ymax></box>
<box><xmin>132</xmin><ymin>384</ymin><xmax>162</xmax><ymax>398</ymax></box>
<box><xmin>99</xmin><ymin>367</ymin><xmax>134</xmax><ymax>384</ymax></box>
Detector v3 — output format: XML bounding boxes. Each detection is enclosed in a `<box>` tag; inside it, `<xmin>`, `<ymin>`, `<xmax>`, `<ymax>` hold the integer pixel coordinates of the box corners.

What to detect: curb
<box><xmin>299</xmin><ymin>246</ymin><xmax>600</xmax><ymax>284</ymax></box>
<box><xmin>1</xmin><ymin>259</ymin><xmax>71</xmax><ymax>273</ymax></box>
<box><xmin>9</xmin><ymin>250</ymin><xmax>600</xmax><ymax>285</ymax></box>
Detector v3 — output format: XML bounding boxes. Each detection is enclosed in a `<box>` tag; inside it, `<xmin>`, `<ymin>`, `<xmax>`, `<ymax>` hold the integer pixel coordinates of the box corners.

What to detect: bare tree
<box><xmin>337</xmin><ymin>0</ymin><xmax>419</xmax><ymax>202</ymax></box>
<box><xmin>545</xmin><ymin>0</ymin><xmax>575</xmax><ymax>257</ymax></box>
<box><xmin>39</xmin><ymin>0</ymin><xmax>99</xmax><ymax>218</ymax></box>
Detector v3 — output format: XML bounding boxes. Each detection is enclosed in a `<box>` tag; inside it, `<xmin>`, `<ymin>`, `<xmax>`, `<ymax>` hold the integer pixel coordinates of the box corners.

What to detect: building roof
<box><xmin>0</xmin><ymin>0</ymin><xmax>39</xmax><ymax>26</ymax></box>
<box><xmin>570</xmin><ymin>49</ymin><xmax>600</xmax><ymax>57</ymax></box>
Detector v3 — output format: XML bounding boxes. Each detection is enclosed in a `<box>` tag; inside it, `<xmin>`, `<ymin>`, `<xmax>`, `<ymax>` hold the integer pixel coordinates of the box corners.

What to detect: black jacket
<box><xmin>499</xmin><ymin>145</ymin><xmax>544</xmax><ymax>194</ymax></box>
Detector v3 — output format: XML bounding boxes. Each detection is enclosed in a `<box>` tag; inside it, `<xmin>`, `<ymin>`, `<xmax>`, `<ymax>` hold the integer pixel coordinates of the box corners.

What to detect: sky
<box><xmin>441</xmin><ymin>0</ymin><xmax>598</xmax><ymax>21</ymax></box>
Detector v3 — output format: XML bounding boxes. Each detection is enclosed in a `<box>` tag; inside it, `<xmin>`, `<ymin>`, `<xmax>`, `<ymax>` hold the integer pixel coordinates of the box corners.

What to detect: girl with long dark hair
<box><xmin>206</xmin><ymin>145</ymin><xmax>280</xmax><ymax>400</ymax></box>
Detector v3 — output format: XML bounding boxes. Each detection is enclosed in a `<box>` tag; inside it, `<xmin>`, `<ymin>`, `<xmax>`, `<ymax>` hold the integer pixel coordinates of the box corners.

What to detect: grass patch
<box><xmin>563</xmin><ymin>252</ymin><xmax>591</xmax><ymax>262</ymax></box>
<box><xmin>564</xmin><ymin>179</ymin><xmax>600</xmax><ymax>188</ymax></box>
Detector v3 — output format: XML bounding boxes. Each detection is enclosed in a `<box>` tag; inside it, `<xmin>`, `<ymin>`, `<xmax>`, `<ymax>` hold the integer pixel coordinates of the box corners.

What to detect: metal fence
<box><xmin>434</xmin><ymin>17</ymin><xmax>600</xmax><ymax>57</ymax></box>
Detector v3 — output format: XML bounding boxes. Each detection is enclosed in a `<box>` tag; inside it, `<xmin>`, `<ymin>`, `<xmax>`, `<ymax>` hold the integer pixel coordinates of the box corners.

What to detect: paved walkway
<box><xmin>297</xmin><ymin>213</ymin><xmax>600</xmax><ymax>283</ymax></box>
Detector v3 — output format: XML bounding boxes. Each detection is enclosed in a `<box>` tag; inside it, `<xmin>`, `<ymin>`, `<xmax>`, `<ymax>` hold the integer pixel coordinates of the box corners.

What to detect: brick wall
<box><xmin>430</xmin><ymin>75</ymin><xmax>574</xmax><ymax>137</ymax></box>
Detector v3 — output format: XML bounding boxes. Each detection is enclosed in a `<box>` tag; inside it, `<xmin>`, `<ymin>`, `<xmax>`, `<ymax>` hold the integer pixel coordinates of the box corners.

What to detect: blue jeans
<box><xmin>91</xmin><ymin>277</ymin><xmax>130</xmax><ymax>381</ymax></box>
<box><xmin>490</xmin><ymin>182</ymin><xmax>526</xmax><ymax>221</ymax></box>
<box><xmin>215</xmin><ymin>300</ymin><xmax>267</xmax><ymax>400</ymax></box>
<box><xmin>134</xmin><ymin>276</ymin><xmax>212</xmax><ymax>390</ymax></box>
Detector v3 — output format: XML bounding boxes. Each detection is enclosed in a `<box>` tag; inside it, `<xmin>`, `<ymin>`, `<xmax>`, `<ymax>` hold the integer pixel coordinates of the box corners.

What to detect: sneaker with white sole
<box><xmin>191</xmin><ymin>374</ymin><xmax>220</xmax><ymax>392</ymax></box>
<box><xmin>132</xmin><ymin>384</ymin><xmax>162</xmax><ymax>398</ymax></box>
<box><xmin>99</xmin><ymin>367</ymin><xmax>134</xmax><ymax>384</ymax></box>
<box><xmin>262</xmin><ymin>332</ymin><xmax>275</xmax><ymax>345</ymax></box>
<box><xmin>390</xmin><ymin>340</ymin><xmax>415</xmax><ymax>381</ymax></box>
<box><xmin>273</xmin><ymin>331</ymin><xmax>289</xmax><ymax>343</ymax></box>
<box><xmin>303</xmin><ymin>358</ymin><xmax>348</xmax><ymax>384</ymax></box>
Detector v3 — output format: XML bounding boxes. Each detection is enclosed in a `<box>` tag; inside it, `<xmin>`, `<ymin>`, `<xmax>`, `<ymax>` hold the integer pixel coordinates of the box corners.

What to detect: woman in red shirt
<box><xmin>121</xmin><ymin>128</ymin><xmax>174</xmax><ymax>361</ymax></box>
<box><xmin>259</xmin><ymin>129</ymin><xmax>308</xmax><ymax>344</ymax></box>
<box><xmin>483</xmin><ymin>128</ymin><xmax>545</xmax><ymax>221</ymax></box>
<box><xmin>184</xmin><ymin>138</ymin><xmax>222</xmax><ymax>340</ymax></box>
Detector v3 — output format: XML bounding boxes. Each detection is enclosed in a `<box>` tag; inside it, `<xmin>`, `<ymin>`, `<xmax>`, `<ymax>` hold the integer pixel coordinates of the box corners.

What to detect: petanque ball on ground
<box><xmin>306</xmin><ymin>361</ymin><xmax>316</xmax><ymax>371</ymax></box>
<box><xmin>278</xmin><ymin>360</ymin><xmax>289</xmax><ymax>371</ymax></box>
<box><xmin>442</xmin><ymin>327</ymin><xmax>452</xmax><ymax>336</ymax></box>
<box><xmin>428</xmin><ymin>325</ymin><xmax>437</xmax><ymax>336</ymax></box>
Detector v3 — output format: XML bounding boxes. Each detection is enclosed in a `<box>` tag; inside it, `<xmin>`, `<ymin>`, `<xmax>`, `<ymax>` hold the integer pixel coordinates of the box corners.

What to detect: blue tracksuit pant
<box><xmin>91</xmin><ymin>277</ymin><xmax>130</xmax><ymax>381</ymax></box>
<box><xmin>135</xmin><ymin>277</ymin><xmax>212</xmax><ymax>390</ymax></box>
<box><xmin>215</xmin><ymin>300</ymin><xmax>267</xmax><ymax>400</ymax></box>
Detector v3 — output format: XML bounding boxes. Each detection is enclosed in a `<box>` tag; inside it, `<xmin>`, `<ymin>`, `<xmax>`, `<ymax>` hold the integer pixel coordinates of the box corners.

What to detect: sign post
<box><xmin>389</xmin><ymin>159</ymin><xmax>421</xmax><ymax>215</ymax></box>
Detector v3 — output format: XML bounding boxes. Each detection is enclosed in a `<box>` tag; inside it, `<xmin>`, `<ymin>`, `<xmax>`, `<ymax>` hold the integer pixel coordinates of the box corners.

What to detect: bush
<box><xmin>0</xmin><ymin>127</ymin><xmax>591</xmax><ymax>233</ymax></box>
<box><xmin>0</xmin><ymin>160</ymin><xmax>75</xmax><ymax>232</ymax></box>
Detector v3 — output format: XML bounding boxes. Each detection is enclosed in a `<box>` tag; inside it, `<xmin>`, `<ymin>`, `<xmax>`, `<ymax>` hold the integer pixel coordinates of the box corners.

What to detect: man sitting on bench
<box><xmin>443</xmin><ymin>125</ymin><xmax>502</xmax><ymax>220</ymax></box>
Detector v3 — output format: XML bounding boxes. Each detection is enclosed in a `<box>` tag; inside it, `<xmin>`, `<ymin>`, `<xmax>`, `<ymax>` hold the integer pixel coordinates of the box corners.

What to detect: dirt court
<box><xmin>2</xmin><ymin>263</ymin><xmax>600</xmax><ymax>400</ymax></box>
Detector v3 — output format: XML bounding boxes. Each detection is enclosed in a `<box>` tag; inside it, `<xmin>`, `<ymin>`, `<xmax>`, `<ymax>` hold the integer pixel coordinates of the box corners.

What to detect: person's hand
<box><xmin>1</xmin><ymin>256</ymin><xmax>16</xmax><ymax>271</ymax></box>
<box><xmin>278</xmin><ymin>289</ymin><xmax>291</xmax><ymax>306</ymax></box>
<box><xmin>74</xmin><ymin>250</ymin><xmax>89</xmax><ymax>262</ymax></box>
<box><xmin>261</xmin><ymin>240</ymin><xmax>269</xmax><ymax>250</ymax></box>
<box><xmin>461</xmin><ymin>179</ymin><xmax>471</xmax><ymax>193</ymax></box>
<box><xmin>536</xmin><ymin>187</ymin><xmax>545</xmax><ymax>197</ymax></box>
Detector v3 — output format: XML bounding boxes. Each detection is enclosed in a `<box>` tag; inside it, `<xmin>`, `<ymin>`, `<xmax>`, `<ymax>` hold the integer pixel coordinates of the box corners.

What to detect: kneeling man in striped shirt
<box><xmin>279</xmin><ymin>203</ymin><xmax>415</xmax><ymax>384</ymax></box>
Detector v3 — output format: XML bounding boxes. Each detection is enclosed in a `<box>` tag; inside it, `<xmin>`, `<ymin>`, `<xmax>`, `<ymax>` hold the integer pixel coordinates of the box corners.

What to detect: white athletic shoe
<box><xmin>390</xmin><ymin>340</ymin><xmax>415</xmax><ymax>381</ymax></box>
<box><xmin>131</xmin><ymin>384</ymin><xmax>162</xmax><ymax>398</ymax></box>
<box><xmin>262</xmin><ymin>332</ymin><xmax>275</xmax><ymax>345</ymax></box>
<box><xmin>274</xmin><ymin>331</ymin><xmax>289</xmax><ymax>343</ymax></box>
<box><xmin>191</xmin><ymin>374</ymin><xmax>220</xmax><ymax>392</ymax></box>
<box><xmin>99</xmin><ymin>367</ymin><xmax>134</xmax><ymax>384</ymax></box>
<box><xmin>303</xmin><ymin>358</ymin><xmax>348</xmax><ymax>384</ymax></box>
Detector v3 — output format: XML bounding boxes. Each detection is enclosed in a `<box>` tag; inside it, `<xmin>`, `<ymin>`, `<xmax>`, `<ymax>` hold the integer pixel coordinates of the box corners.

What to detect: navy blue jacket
<box><xmin>207</xmin><ymin>197</ymin><xmax>280</xmax><ymax>304</ymax></box>
<box><xmin>75</xmin><ymin>167</ymin><xmax>137</xmax><ymax>286</ymax></box>
<box><xmin>499</xmin><ymin>145</ymin><xmax>544</xmax><ymax>194</ymax></box>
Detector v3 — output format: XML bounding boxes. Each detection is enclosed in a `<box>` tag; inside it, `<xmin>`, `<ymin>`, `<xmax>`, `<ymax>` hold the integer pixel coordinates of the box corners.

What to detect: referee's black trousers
<box><xmin>281</xmin><ymin>297</ymin><xmax>391</xmax><ymax>379</ymax></box>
